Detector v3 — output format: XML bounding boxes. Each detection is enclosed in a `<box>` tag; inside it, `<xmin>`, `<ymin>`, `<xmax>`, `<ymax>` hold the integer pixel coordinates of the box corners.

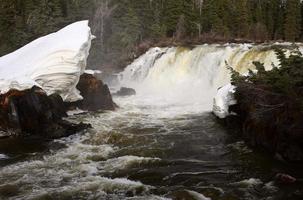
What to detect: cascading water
<box><xmin>119</xmin><ymin>43</ymin><xmax>302</xmax><ymax>112</ymax></box>
<box><xmin>1</xmin><ymin>43</ymin><xmax>303</xmax><ymax>200</ymax></box>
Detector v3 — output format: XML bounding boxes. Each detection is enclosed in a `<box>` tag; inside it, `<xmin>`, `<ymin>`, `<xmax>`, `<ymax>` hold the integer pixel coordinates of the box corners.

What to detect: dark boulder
<box><xmin>0</xmin><ymin>86</ymin><xmax>91</xmax><ymax>139</ymax></box>
<box><xmin>114</xmin><ymin>87</ymin><xmax>136</xmax><ymax>97</ymax></box>
<box><xmin>73</xmin><ymin>73</ymin><xmax>116</xmax><ymax>111</ymax></box>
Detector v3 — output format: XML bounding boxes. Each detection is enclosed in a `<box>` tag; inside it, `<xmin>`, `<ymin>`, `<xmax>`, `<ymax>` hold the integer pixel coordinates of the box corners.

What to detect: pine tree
<box><xmin>284</xmin><ymin>0</ymin><xmax>301</xmax><ymax>41</ymax></box>
<box><xmin>150</xmin><ymin>7</ymin><xmax>166</xmax><ymax>39</ymax></box>
<box><xmin>163</xmin><ymin>0</ymin><xmax>184</xmax><ymax>37</ymax></box>
<box><xmin>235</xmin><ymin>0</ymin><xmax>249</xmax><ymax>38</ymax></box>
<box><xmin>0</xmin><ymin>0</ymin><xmax>17</xmax><ymax>54</ymax></box>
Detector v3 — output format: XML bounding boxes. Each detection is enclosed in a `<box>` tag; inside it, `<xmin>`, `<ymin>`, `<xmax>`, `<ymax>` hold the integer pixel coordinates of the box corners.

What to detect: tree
<box><xmin>235</xmin><ymin>0</ymin><xmax>249</xmax><ymax>38</ymax></box>
<box><xmin>163</xmin><ymin>0</ymin><xmax>184</xmax><ymax>37</ymax></box>
<box><xmin>284</xmin><ymin>0</ymin><xmax>301</xmax><ymax>41</ymax></box>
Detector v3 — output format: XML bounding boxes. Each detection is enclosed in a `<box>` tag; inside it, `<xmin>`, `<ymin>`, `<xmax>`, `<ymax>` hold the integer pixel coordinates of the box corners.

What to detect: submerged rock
<box><xmin>72</xmin><ymin>73</ymin><xmax>116</xmax><ymax>111</ymax></box>
<box><xmin>0</xmin><ymin>86</ymin><xmax>90</xmax><ymax>139</ymax></box>
<box><xmin>114</xmin><ymin>87</ymin><xmax>136</xmax><ymax>97</ymax></box>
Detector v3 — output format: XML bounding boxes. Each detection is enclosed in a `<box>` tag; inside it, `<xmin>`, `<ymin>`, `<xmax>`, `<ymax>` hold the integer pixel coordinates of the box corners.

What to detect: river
<box><xmin>0</xmin><ymin>44</ymin><xmax>303</xmax><ymax>199</ymax></box>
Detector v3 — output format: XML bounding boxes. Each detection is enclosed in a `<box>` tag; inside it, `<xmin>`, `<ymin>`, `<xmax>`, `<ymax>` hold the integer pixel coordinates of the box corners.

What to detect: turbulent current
<box><xmin>1</xmin><ymin>44</ymin><xmax>303</xmax><ymax>200</ymax></box>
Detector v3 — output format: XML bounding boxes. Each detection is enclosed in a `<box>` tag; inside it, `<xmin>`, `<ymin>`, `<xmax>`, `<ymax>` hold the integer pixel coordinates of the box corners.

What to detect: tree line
<box><xmin>0</xmin><ymin>0</ymin><xmax>302</xmax><ymax>70</ymax></box>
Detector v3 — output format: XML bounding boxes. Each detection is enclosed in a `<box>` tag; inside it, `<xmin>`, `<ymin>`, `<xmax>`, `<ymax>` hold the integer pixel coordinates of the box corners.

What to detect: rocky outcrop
<box><xmin>73</xmin><ymin>73</ymin><xmax>116</xmax><ymax>111</ymax></box>
<box><xmin>114</xmin><ymin>87</ymin><xmax>136</xmax><ymax>97</ymax></box>
<box><xmin>0</xmin><ymin>73</ymin><xmax>116</xmax><ymax>138</ymax></box>
<box><xmin>215</xmin><ymin>83</ymin><xmax>303</xmax><ymax>163</ymax></box>
<box><xmin>0</xmin><ymin>86</ymin><xmax>90</xmax><ymax>139</ymax></box>
<box><xmin>229</xmin><ymin>90</ymin><xmax>303</xmax><ymax>163</ymax></box>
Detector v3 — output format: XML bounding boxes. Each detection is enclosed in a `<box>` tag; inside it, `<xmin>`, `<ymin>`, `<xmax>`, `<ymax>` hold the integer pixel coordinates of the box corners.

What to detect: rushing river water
<box><xmin>0</xmin><ymin>94</ymin><xmax>303</xmax><ymax>200</ymax></box>
<box><xmin>1</xmin><ymin>44</ymin><xmax>303</xmax><ymax>199</ymax></box>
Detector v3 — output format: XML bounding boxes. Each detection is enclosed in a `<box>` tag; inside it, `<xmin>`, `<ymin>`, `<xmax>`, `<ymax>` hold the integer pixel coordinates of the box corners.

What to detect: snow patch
<box><xmin>84</xmin><ymin>69</ymin><xmax>102</xmax><ymax>75</ymax></box>
<box><xmin>213</xmin><ymin>84</ymin><xmax>237</xmax><ymax>118</ymax></box>
<box><xmin>0</xmin><ymin>20</ymin><xmax>94</xmax><ymax>102</ymax></box>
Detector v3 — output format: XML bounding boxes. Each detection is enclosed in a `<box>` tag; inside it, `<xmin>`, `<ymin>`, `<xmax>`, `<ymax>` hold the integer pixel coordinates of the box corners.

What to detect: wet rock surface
<box><xmin>0</xmin><ymin>86</ymin><xmax>90</xmax><ymax>139</ymax></box>
<box><xmin>224</xmin><ymin>92</ymin><xmax>303</xmax><ymax>163</ymax></box>
<box><xmin>73</xmin><ymin>73</ymin><xmax>116</xmax><ymax>111</ymax></box>
<box><xmin>114</xmin><ymin>87</ymin><xmax>136</xmax><ymax>97</ymax></box>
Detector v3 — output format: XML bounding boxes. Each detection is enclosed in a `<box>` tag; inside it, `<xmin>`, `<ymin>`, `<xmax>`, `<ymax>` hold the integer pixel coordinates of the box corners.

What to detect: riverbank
<box><xmin>219</xmin><ymin>49</ymin><xmax>303</xmax><ymax>162</ymax></box>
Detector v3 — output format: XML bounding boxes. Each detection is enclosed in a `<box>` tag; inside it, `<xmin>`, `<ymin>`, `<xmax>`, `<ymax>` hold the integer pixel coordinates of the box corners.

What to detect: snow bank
<box><xmin>213</xmin><ymin>84</ymin><xmax>237</xmax><ymax>118</ymax></box>
<box><xmin>0</xmin><ymin>20</ymin><xmax>94</xmax><ymax>102</ymax></box>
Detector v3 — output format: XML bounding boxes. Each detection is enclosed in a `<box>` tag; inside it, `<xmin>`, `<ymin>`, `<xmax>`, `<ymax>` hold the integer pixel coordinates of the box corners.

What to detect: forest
<box><xmin>0</xmin><ymin>0</ymin><xmax>302</xmax><ymax>71</ymax></box>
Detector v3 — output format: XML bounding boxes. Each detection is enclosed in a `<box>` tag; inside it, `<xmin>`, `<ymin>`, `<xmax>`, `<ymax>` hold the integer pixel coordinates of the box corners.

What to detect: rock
<box><xmin>226</xmin><ymin>83</ymin><xmax>303</xmax><ymax>162</ymax></box>
<box><xmin>73</xmin><ymin>73</ymin><xmax>116</xmax><ymax>111</ymax></box>
<box><xmin>114</xmin><ymin>87</ymin><xmax>136</xmax><ymax>96</ymax></box>
<box><xmin>0</xmin><ymin>86</ymin><xmax>90</xmax><ymax>139</ymax></box>
<box><xmin>275</xmin><ymin>173</ymin><xmax>297</xmax><ymax>184</ymax></box>
<box><xmin>216</xmin><ymin>83</ymin><xmax>303</xmax><ymax>162</ymax></box>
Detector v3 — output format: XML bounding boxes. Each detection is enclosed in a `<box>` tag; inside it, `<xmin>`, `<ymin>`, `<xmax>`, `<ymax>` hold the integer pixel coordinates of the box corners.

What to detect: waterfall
<box><xmin>119</xmin><ymin>43</ymin><xmax>302</xmax><ymax>111</ymax></box>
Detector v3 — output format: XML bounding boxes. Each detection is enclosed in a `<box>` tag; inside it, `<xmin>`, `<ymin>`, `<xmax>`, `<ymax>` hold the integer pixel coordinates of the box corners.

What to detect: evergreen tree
<box><xmin>284</xmin><ymin>0</ymin><xmax>301</xmax><ymax>41</ymax></box>
<box><xmin>163</xmin><ymin>0</ymin><xmax>184</xmax><ymax>37</ymax></box>
<box><xmin>2</xmin><ymin>0</ymin><xmax>303</xmax><ymax>68</ymax></box>
<box><xmin>0</xmin><ymin>1</ymin><xmax>17</xmax><ymax>53</ymax></box>
<box><xmin>235</xmin><ymin>0</ymin><xmax>249</xmax><ymax>38</ymax></box>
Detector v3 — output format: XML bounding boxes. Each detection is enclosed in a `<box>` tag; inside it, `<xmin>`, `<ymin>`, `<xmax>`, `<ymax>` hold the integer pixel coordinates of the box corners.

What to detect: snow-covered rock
<box><xmin>213</xmin><ymin>84</ymin><xmax>237</xmax><ymax>118</ymax></box>
<box><xmin>0</xmin><ymin>20</ymin><xmax>94</xmax><ymax>102</ymax></box>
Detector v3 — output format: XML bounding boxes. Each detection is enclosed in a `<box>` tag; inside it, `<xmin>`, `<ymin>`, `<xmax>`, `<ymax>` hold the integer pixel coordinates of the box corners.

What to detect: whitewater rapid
<box><xmin>1</xmin><ymin>43</ymin><xmax>303</xmax><ymax>200</ymax></box>
<box><xmin>119</xmin><ymin>43</ymin><xmax>303</xmax><ymax>112</ymax></box>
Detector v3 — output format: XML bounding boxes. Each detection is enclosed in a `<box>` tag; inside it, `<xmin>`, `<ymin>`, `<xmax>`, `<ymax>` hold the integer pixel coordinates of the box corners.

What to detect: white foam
<box><xmin>231</xmin><ymin>178</ymin><xmax>263</xmax><ymax>187</ymax></box>
<box><xmin>100</xmin><ymin>156</ymin><xmax>161</xmax><ymax>173</ymax></box>
<box><xmin>0</xmin><ymin>154</ymin><xmax>9</xmax><ymax>160</ymax></box>
<box><xmin>185</xmin><ymin>190</ymin><xmax>212</xmax><ymax>200</ymax></box>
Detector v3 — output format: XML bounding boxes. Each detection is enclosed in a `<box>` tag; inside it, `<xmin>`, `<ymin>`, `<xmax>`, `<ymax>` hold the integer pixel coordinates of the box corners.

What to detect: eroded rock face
<box><xmin>0</xmin><ymin>86</ymin><xmax>90</xmax><ymax>139</ymax></box>
<box><xmin>74</xmin><ymin>74</ymin><xmax>116</xmax><ymax>111</ymax></box>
